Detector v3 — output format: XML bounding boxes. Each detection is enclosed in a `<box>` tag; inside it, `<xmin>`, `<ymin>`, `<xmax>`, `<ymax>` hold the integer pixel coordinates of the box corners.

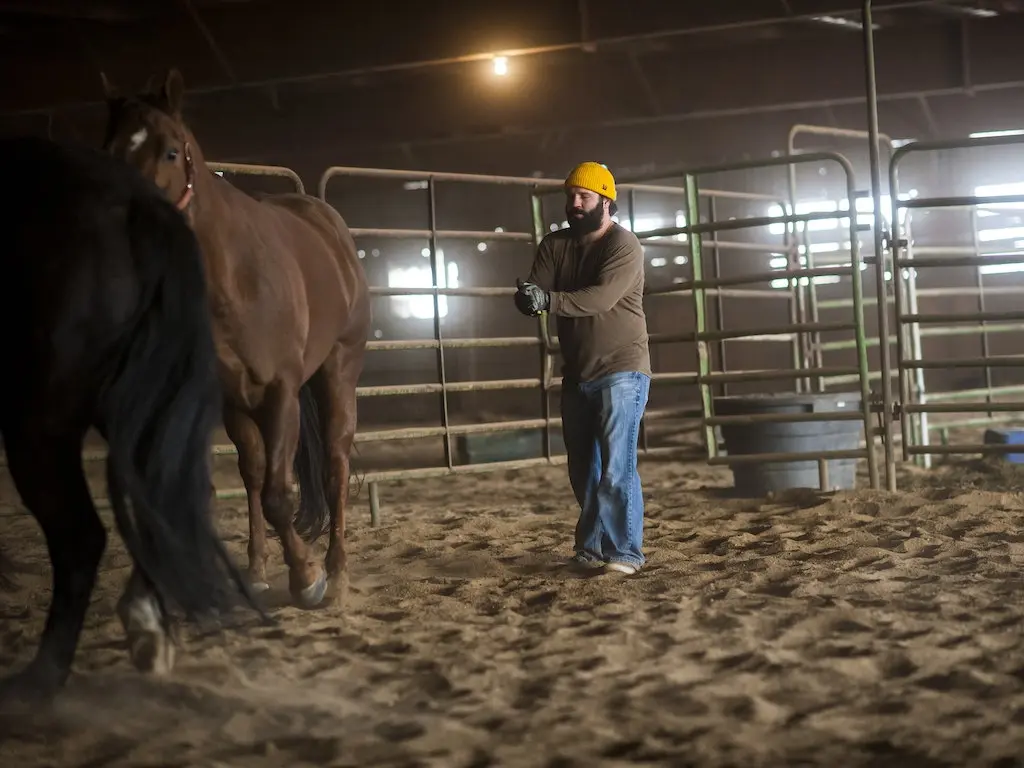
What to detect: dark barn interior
<box><xmin>8</xmin><ymin>5</ymin><xmax>1024</xmax><ymax>766</ymax></box>
<box><xmin>3</xmin><ymin>0</ymin><xmax>1024</xmax><ymax>450</ymax></box>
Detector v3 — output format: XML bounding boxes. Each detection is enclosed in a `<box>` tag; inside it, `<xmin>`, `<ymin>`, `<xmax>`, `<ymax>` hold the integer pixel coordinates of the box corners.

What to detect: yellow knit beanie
<box><xmin>564</xmin><ymin>161</ymin><xmax>617</xmax><ymax>201</ymax></box>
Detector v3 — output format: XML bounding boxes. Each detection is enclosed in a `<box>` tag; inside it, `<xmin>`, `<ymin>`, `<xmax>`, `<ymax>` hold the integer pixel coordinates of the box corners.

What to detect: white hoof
<box><xmin>296</xmin><ymin>570</ymin><xmax>328</xmax><ymax>609</ymax></box>
<box><xmin>118</xmin><ymin>595</ymin><xmax>175</xmax><ymax>675</ymax></box>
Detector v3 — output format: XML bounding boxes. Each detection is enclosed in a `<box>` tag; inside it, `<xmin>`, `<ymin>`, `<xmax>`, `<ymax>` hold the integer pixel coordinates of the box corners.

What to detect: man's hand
<box><xmin>514</xmin><ymin>278</ymin><xmax>550</xmax><ymax>317</ymax></box>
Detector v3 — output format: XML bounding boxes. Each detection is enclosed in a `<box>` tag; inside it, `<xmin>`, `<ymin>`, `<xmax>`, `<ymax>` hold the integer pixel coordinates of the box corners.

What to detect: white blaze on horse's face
<box><xmin>128</xmin><ymin>128</ymin><xmax>148</xmax><ymax>154</ymax></box>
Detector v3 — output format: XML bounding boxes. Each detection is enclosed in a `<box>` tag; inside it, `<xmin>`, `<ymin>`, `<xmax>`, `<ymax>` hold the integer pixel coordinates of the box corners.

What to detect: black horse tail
<box><xmin>98</xmin><ymin>193</ymin><xmax>262</xmax><ymax>622</ymax></box>
<box><xmin>292</xmin><ymin>382</ymin><xmax>331</xmax><ymax>541</ymax></box>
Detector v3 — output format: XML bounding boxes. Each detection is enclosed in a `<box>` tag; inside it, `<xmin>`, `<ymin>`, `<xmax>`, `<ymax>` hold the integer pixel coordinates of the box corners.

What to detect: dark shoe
<box><xmin>567</xmin><ymin>552</ymin><xmax>606</xmax><ymax>571</ymax></box>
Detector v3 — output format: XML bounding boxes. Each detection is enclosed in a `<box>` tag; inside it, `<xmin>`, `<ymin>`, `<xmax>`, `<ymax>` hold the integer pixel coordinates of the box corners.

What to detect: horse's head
<box><xmin>102</xmin><ymin>69</ymin><xmax>196</xmax><ymax>211</ymax></box>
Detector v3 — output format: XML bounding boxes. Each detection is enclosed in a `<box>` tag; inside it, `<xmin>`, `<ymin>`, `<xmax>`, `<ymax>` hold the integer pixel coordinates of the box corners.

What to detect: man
<box><xmin>514</xmin><ymin>161</ymin><xmax>651</xmax><ymax>575</ymax></box>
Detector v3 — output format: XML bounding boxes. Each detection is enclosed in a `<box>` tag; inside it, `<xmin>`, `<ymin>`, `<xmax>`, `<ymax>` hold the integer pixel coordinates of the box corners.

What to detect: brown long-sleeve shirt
<box><xmin>527</xmin><ymin>223</ymin><xmax>651</xmax><ymax>383</ymax></box>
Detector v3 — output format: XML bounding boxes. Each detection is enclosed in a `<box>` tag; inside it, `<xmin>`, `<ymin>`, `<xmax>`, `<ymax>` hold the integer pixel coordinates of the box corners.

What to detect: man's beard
<box><xmin>566</xmin><ymin>204</ymin><xmax>604</xmax><ymax>237</ymax></box>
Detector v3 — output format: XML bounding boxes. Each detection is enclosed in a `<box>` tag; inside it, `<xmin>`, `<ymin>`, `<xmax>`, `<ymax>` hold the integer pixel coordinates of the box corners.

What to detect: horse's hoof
<box><xmin>119</xmin><ymin>595</ymin><xmax>175</xmax><ymax>675</ymax></box>
<box><xmin>325</xmin><ymin>569</ymin><xmax>349</xmax><ymax>607</ymax></box>
<box><xmin>296</xmin><ymin>569</ymin><xmax>328</xmax><ymax>609</ymax></box>
<box><xmin>250</xmin><ymin>580</ymin><xmax>270</xmax><ymax>595</ymax></box>
<box><xmin>126</xmin><ymin>627</ymin><xmax>176</xmax><ymax>676</ymax></box>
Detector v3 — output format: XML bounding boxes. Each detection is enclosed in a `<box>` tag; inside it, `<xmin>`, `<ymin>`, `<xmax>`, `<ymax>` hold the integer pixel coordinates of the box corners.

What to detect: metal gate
<box><xmin>887</xmin><ymin>134</ymin><xmax>1024</xmax><ymax>467</ymax></box>
<box><xmin>614</xmin><ymin>152</ymin><xmax>881</xmax><ymax>490</ymax></box>
<box><xmin>786</xmin><ymin>124</ymin><xmax>898</xmax><ymax>399</ymax></box>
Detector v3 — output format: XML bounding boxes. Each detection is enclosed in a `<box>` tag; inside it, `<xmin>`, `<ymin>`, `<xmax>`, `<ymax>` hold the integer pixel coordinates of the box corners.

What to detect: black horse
<box><xmin>0</xmin><ymin>135</ymin><xmax>261</xmax><ymax>702</ymax></box>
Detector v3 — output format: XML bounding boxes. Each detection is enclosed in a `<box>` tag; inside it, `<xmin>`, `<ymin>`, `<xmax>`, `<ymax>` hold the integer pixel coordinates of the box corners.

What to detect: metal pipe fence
<box><xmin>4</xmin><ymin>8</ymin><xmax>1015</xmax><ymax>510</ymax></box>
<box><xmin>320</xmin><ymin>165</ymin><xmax>797</xmax><ymax>521</ymax></box>
<box><xmin>889</xmin><ymin>133</ymin><xmax>1024</xmax><ymax>467</ymax></box>
<box><xmin>585</xmin><ymin>151</ymin><xmax>882</xmax><ymax>490</ymax></box>
<box><xmin>0</xmin><ymin>152</ymin><xmax>888</xmax><ymax>517</ymax></box>
<box><xmin>785</xmin><ymin>124</ymin><xmax>899</xmax><ymax>399</ymax></box>
<box><xmin>0</xmin><ymin>163</ymin><xmax>787</xmax><ymax>519</ymax></box>
<box><xmin>207</xmin><ymin>161</ymin><xmax>306</xmax><ymax>194</ymax></box>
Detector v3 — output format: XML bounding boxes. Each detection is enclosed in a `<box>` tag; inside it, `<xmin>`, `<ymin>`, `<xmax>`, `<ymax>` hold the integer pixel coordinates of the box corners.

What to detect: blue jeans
<box><xmin>560</xmin><ymin>371</ymin><xmax>651</xmax><ymax>569</ymax></box>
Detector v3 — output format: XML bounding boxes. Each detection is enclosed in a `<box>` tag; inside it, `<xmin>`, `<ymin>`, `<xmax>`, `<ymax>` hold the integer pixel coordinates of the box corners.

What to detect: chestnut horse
<box><xmin>102</xmin><ymin>69</ymin><xmax>371</xmax><ymax>609</ymax></box>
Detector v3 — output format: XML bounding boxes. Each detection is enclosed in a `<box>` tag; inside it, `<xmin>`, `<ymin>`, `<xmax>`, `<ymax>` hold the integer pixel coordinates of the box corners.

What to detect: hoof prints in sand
<box><xmin>2</xmin><ymin>460</ymin><xmax>1024</xmax><ymax>766</ymax></box>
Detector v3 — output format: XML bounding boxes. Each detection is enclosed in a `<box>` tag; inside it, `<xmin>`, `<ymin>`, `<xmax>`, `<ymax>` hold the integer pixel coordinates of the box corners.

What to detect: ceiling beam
<box><xmin>163</xmin><ymin>67</ymin><xmax>1024</xmax><ymax>167</ymax></box>
<box><xmin>165</xmin><ymin>15</ymin><xmax>1024</xmax><ymax>162</ymax></box>
<box><xmin>0</xmin><ymin>0</ymin><xmax>981</xmax><ymax>117</ymax></box>
<box><xmin>178</xmin><ymin>0</ymin><xmax>237</xmax><ymax>84</ymax></box>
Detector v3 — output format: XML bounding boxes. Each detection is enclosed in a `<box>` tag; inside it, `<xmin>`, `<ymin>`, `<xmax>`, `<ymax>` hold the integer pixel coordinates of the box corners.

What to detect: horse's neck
<box><xmin>191</xmin><ymin>167</ymin><xmax>248</xmax><ymax>289</ymax></box>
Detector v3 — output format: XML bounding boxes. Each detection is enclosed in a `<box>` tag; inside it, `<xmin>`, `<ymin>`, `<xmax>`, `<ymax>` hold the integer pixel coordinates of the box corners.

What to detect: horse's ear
<box><xmin>161</xmin><ymin>68</ymin><xmax>185</xmax><ymax>115</ymax></box>
<box><xmin>100</xmin><ymin>71</ymin><xmax>118</xmax><ymax>100</ymax></box>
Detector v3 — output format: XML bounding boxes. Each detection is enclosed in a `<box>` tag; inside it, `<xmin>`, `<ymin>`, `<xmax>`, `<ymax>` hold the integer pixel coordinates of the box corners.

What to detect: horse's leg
<box><xmin>0</xmin><ymin>428</ymin><xmax>105</xmax><ymax>701</ymax></box>
<box><xmin>223</xmin><ymin>407</ymin><xmax>270</xmax><ymax>592</ymax></box>
<box><xmin>313</xmin><ymin>343</ymin><xmax>364</xmax><ymax>605</ymax></box>
<box><xmin>261</xmin><ymin>383</ymin><xmax>326</xmax><ymax>608</ymax></box>
<box><xmin>116</xmin><ymin>567</ymin><xmax>174</xmax><ymax>675</ymax></box>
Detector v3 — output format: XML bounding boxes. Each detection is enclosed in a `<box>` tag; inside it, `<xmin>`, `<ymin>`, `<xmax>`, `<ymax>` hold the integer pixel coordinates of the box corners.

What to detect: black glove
<box><xmin>514</xmin><ymin>278</ymin><xmax>550</xmax><ymax>317</ymax></box>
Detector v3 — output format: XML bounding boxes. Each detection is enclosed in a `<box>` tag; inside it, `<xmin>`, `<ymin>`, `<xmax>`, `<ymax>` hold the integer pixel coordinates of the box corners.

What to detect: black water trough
<box><xmin>713</xmin><ymin>391</ymin><xmax>863</xmax><ymax>497</ymax></box>
<box><xmin>456</xmin><ymin>428</ymin><xmax>566</xmax><ymax>465</ymax></box>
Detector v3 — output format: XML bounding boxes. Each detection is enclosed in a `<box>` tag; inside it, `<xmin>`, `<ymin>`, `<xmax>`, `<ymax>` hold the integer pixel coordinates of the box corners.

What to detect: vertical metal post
<box><xmin>891</xmin><ymin>181</ymin><xmax>929</xmax><ymax>468</ymax></box>
<box><xmin>906</xmin><ymin>255</ymin><xmax>929</xmax><ymax>467</ymax></box>
<box><xmin>628</xmin><ymin>188</ymin><xmax>650</xmax><ymax>454</ymax></box>
<box><xmin>530</xmin><ymin>189</ymin><xmax>554</xmax><ymax>463</ymax></box>
<box><xmin>895</xmin><ymin>222</ymin><xmax>912</xmax><ymax>464</ymax></box>
<box><xmin>801</xmin><ymin>218</ymin><xmax>823</xmax><ymax>393</ymax></box>
<box><xmin>785</xmin><ymin>172</ymin><xmax>809</xmax><ymax>393</ymax></box>
<box><xmin>862</xmin><ymin>0</ymin><xmax>897</xmax><ymax>491</ymax></box>
<box><xmin>426</xmin><ymin>178</ymin><xmax>454</xmax><ymax>469</ymax></box>
<box><xmin>905</xmin><ymin>224</ymin><xmax>925</xmax><ymax>465</ymax></box>
<box><xmin>970</xmin><ymin>207</ymin><xmax>994</xmax><ymax>416</ymax></box>
<box><xmin>708</xmin><ymin>196</ymin><xmax>728</xmax><ymax>398</ymax></box>
<box><xmin>844</xmin><ymin>161</ymin><xmax>881</xmax><ymax>491</ymax></box>
<box><xmin>686</xmin><ymin>174</ymin><xmax>716</xmax><ymax>457</ymax></box>
<box><xmin>817</xmin><ymin>458</ymin><xmax>831</xmax><ymax>492</ymax></box>
<box><xmin>368</xmin><ymin>482</ymin><xmax>381</xmax><ymax>527</ymax></box>
<box><xmin>786</xmin><ymin>134</ymin><xmax>822</xmax><ymax>394</ymax></box>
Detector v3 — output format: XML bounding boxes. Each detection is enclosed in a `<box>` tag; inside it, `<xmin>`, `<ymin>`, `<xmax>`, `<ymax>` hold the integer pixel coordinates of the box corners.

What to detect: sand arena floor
<box><xmin>1</xmin><ymin>435</ymin><xmax>1023</xmax><ymax>767</ymax></box>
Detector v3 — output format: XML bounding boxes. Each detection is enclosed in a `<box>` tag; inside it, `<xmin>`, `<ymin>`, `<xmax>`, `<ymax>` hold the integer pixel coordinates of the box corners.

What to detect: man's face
<box><xmin>565</xmin><ymin>186</ymin><xmax>607</xmax><ymax>236</ymax></box>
